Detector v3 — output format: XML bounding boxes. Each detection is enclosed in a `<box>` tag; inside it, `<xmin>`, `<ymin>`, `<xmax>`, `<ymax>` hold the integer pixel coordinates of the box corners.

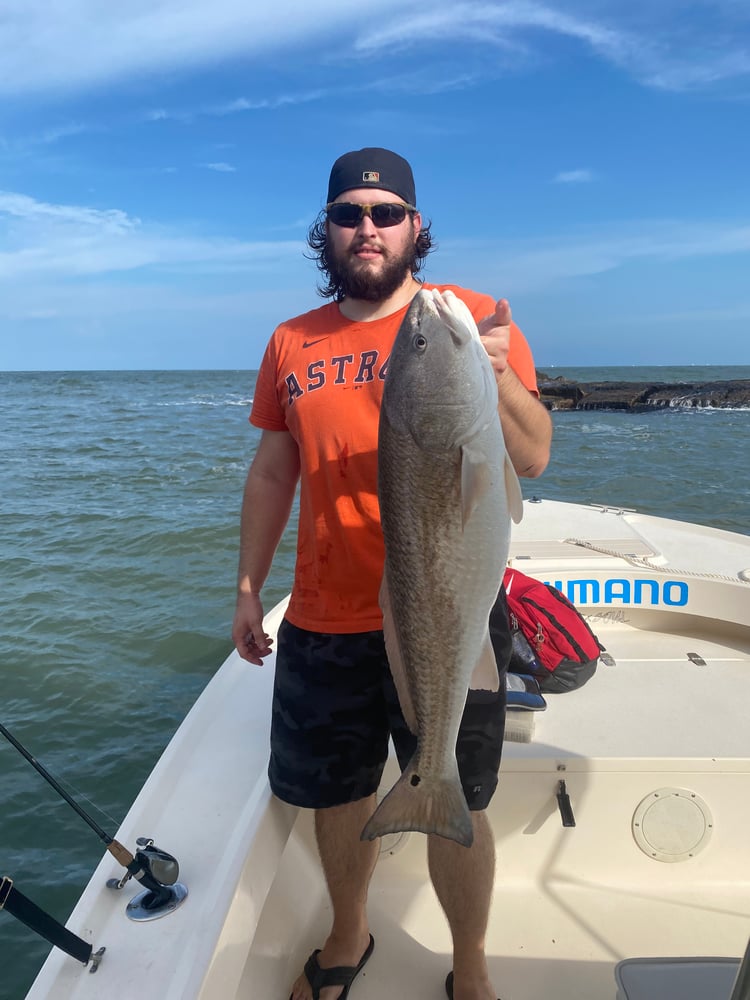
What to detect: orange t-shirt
<box><xmin>251</xmin><ymin>284</ymin><xmax>538</xmax><ymax>633</ymax></box>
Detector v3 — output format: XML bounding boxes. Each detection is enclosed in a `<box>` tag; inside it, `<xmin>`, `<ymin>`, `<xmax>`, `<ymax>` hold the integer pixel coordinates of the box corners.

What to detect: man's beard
<box><xmin>326</xmin><ymin>239</ymin><xmax>417</xmax><ymax>302</ymax></box>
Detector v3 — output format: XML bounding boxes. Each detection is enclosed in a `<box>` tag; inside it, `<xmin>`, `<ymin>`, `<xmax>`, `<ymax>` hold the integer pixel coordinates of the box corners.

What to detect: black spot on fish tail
<box><xmin>361</xmin><ymin>759</ymin><xmax>473</xmax><ymax>847</ymax></box>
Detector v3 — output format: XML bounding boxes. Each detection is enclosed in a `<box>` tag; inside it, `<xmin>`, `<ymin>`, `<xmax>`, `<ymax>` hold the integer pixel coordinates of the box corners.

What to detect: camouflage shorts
<box><xmin>268</xmin><ymin>619</ymin><xmax>507</xmax><ymax>811</ymax></box>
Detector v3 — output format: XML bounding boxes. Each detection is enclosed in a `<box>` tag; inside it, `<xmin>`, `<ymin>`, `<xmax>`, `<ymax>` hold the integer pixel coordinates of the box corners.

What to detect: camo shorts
<box><xmin>268</xmin><ymin>618</ymin><xmax>507</xmax><ymax>812</ymax></box>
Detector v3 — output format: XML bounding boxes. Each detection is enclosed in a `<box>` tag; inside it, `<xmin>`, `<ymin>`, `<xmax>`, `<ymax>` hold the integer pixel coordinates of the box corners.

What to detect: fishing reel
<box><xmin>106</xmin><ymin>837</ymin><xmax>188</xmax><ymax>921</ymax></box>
<box><xmin>0</xmin><ymin>721</ymin><xmax>189</xmax><ymax>933</ymax></box>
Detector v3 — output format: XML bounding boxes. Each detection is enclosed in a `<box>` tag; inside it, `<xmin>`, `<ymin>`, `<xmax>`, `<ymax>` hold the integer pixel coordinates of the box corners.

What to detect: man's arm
<box><xmin>478</xmin><ymin>298</ymin><xmax>552</xmax><ymax>479</ymax></box>
<box><xmin>494</xmin><ymin>364</ymin><xmax>551</xmax><ymax>478</ymax></box>
<box><xmin>232</xmin><ymin>429</ymin><xmax>300</xmax><ymax>664</ymax></box>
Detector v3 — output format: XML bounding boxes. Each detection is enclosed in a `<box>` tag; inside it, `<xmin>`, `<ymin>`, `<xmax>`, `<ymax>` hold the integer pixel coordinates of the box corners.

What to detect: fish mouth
<box><xmin>422</xmin><ymin>289</ymin><xmax>472</xmax><ymax>347</ymax></box>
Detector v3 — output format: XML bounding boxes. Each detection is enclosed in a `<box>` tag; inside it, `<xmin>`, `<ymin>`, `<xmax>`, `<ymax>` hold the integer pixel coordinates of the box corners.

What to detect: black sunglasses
<box><xmin>325</xmin><ymin>201</ymin><xmax>416</xmax><ymax>229</ymax></box>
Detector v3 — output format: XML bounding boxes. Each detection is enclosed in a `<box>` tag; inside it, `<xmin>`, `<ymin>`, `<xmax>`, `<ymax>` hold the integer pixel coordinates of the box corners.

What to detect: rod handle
<box><xmin>106</xmin><ymin>840</ymin><xmax>135</xmax><ymax>868</ymax></box>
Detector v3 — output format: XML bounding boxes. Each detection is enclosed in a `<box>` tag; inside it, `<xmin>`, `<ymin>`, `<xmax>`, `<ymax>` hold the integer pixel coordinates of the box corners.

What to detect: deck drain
<box><xmin>377</xmin><ymin>830</ymin><xmax>410</xmax><ymax>856</ymax></box>
<box><xmin>632</xmin><ymin>788</ymin><xmax>713</xmax><ymax>863</ymax></box>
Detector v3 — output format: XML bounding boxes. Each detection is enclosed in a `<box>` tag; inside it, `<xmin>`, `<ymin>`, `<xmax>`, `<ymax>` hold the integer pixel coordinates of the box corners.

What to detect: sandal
<box><xmin>445</xmin><ymin>970</ymin><xmax>501</xmax><ymax>1000</ymax></box>
<box><xmin>292</xmin><ymin>935</ymin><xmax>375</xmax><ymax>1000</ymax></box>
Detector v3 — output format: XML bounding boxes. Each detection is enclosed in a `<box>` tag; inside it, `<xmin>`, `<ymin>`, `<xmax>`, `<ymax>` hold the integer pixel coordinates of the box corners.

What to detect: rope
<box><xmin>563</xmin><ymin>538</ymin><xmax>750</xmax><ymax>586</ymax></box>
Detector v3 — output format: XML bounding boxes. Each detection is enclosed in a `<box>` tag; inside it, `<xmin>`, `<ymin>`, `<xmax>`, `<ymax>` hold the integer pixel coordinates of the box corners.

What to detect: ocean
<box><xmin>1</xmin><ymin>366</ymin><xmax>749</xmax><ymax>998</ymax></box>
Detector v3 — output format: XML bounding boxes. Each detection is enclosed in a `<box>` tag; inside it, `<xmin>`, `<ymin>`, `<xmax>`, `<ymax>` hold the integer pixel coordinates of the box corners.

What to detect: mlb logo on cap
<box><xmin>327</xmin><ymin>148</ymin><xmax>417</xmax><ymax>207</ymax></box>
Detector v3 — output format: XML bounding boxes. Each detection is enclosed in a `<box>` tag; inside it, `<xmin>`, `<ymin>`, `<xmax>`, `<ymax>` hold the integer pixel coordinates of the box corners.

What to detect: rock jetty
<box><xmin>536</xmin><ymin>375</ymin><xmax>750</xmax><ymax>412</ymax></box>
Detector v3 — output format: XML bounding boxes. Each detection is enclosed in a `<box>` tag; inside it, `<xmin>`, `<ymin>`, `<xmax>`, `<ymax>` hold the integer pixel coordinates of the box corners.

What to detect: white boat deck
<box><xmin>240</xmin><ymin>606</ymin><xmax>750</xmax><ymax>999</ymax></box>
<box><xmin>26</xmin><ymin>500</ymin><xmax>750</xmax><ymax>1000</ymax></box>
<box><xmin>511</xmin><ymin>621</ymin><xmax>750</xmax><ymax>765</ymax></box>
<box><xmin>240</xmin><ymin>502</ymin><xmax>750</xmax><ymax>999</ymax></box>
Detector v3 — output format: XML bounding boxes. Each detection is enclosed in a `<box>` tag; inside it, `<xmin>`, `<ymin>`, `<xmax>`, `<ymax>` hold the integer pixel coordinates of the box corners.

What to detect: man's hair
<box><xmin>305</xmin><ymin>212</ymin><xmax>436</xmax><ymax>301</ymax></box>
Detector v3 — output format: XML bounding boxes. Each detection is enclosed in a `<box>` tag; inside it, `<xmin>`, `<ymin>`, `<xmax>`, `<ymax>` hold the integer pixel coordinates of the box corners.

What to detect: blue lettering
<box><xmin>286</xmin><ymin>372</ymin><xmax>303</xmax><ymax>406</ymax></box>
<box><xmin>604</xmin><ymin>579</ymin><xmax>631</xmax><ymax>604</ymax></box>
<box><xmin>553</xmin><ymin>577</ymin><xmax>689</xmax><ymax>608</ymax></box>
<box><xmin>663</xmin><ymin>581</ymin><xmax>689</xmax><ymax>606</ymax></box>
<box><xmin>307</xmin><ymin>360</ymin><xmax>325</xmax><ymax>392</ymax></box>
<box><xmin>332</xmin><ymin>355</ymin><xmax>354</xmax><ymax>383</ymax></box>
<box><xmin>633</xmin><ymin>579</ymin><xmax>659</xmax><ymax>605</ymax></box>
<box><xmin>566</xmin><ymin>579</ymin><xmax>600</xmax><ymax>604</ymax></box>
<box><xmin>354</xmin><ymin>351</ymin><xmax>378</xmax><ymax>383</ymax></box>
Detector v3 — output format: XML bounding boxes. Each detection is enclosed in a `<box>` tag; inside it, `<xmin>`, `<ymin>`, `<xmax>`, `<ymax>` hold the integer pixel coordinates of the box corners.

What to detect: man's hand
<box><xmin>232</xmin><ymin>592</ymin><xmax>273</xmax><ymax>665</ymax></box>
<box><xmin>478</xmin><ymin>298</ymin><xmax>512</xmax><ymax>379</ymax></box>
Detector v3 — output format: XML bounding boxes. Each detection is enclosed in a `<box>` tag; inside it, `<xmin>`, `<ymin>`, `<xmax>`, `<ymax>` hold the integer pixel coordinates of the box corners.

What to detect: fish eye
<box><xmin>413</xmin><ymin>333</ymin><xmax>428</xmax><ymax>351</ymax></box>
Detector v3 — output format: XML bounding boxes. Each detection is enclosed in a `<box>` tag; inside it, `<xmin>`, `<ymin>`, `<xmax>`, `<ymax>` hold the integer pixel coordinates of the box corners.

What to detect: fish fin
<box><xmin>505</xmin><ymin>451</ymin><xmax>524</xmax><ymax>524</ymax></box>
<box><xmin>469</xmin><ymin>634</ymin><xmax>500</xmax><ymax>692</ymax></box>
<box><xmin>379</xmin><ymin>570</ymin><xmax>418</xmax><ymax>733</ymax></box>
<box><xmin>361</xmin><ymin>757</ymin><xmax>473</xmax><ymax>847</ymax></box>
<box><xmin>460</xmin><ymin>444</ymin><xmax>491</xmax><ymax>527</ymax></box>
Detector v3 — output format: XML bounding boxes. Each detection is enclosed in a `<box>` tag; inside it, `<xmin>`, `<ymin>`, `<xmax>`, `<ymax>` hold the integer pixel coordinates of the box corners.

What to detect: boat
<box><xmin>23</xmin><ymin>498</ymin><xmax>750</xmax><ymax>999</ymax></box>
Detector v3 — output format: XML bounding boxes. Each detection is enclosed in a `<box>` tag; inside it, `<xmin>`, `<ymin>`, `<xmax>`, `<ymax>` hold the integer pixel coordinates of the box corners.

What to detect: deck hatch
<box><xmin>632</xmin><ymin>788</ymin><xmax>713</xmax><ymax>862</ymax></box>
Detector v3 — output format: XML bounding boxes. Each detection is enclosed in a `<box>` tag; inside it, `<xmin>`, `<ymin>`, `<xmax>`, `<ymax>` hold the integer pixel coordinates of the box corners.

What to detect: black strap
<box><xmin>0</xmin><ymin>876</ymin><xmax>92</xmax><ymax>965</ymax></box>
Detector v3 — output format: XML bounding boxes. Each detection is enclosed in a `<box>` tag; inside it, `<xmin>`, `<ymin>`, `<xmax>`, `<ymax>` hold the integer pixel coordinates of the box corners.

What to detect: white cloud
<box><xmin>213</xmin><ymin>91</ymin><xmax>328</xmax><ymax>114</ymax></box>
<box><xmin>0</xmin><ymin>1</ymin><xmax>407</xmax><ymax>97</ymax></box>
<box><xmin>203</xmin><ymin>162</ymin><xmax>236</xmax><ymax>172</ymax></box>
<box><xmin>355</xmin><ymin>2</ymin><xmax>622</xmax><ymax>57</ymax></box>
<box><xmin>554</xmin><ymin>169</ymin><xmax>595</xmax><ymax>183</ymax></box>
<box><xmin>0</xmin><ymin>191</ymin><xmax>136</xmax><ymax>233</ymax></box>
<box><xmin>3</xmin><ymin>188</ymin><xmax>750</xmax><ymax>298</ymax></box>
<box><xmin>437</xmin><ymin>218</ymin><xmax>750</xmax><ymax>292</ymax></box>
<box><xmin>138</xmin><ymin>74</ymin><xmax>477</xmax><ymax>130</ymax></box>
<box><xmin>0</xmin><ymin>189</ymin><xmax>303</xmax><ymax>280</ymax></box>
<box><xmin>355</xmin><ymin>1</ymin><xmax>750</xmax><ymax>94</ymax></box>
<box><xmin>1</xmin><ymin>1</ymin><xmax>749</xmax><ymax>100</ymax></box>
<box><xmin>137</xmin><ymin>90</ymin><xmax>329</xmax><ymax>125</ymax></box>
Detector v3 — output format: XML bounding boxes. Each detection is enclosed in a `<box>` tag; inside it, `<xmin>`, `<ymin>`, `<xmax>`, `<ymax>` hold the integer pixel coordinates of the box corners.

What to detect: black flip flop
<box><xmin>292</xmin><ymin>934</ymin><xmax>375</xmax><ymax>1000</ymax></box>
<box><xmin>445</xmin><ymin>970</ymin><xmax>501</xmax><ymax>1000</ymax></box>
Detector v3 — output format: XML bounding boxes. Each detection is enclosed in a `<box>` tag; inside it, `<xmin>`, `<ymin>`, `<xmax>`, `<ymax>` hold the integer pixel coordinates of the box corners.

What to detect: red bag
<box><xmin>499</xmin><ymin>567</ymin><xmax>604</xmax><ymax>693</ymax></box>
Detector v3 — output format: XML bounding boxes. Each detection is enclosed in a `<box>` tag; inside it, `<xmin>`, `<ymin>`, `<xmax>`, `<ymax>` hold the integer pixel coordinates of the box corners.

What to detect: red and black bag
<box><xmin>491</xmin><ymin>568</ymin><xmax>604</xmax><ymax>693</ymax></box>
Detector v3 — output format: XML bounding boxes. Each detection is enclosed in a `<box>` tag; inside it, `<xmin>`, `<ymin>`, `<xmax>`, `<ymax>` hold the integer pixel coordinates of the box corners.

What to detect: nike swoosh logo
<box><xmin>303</xmin><ymin>338</ymin><xmax>328</xmax><ymax>349</ymax></box>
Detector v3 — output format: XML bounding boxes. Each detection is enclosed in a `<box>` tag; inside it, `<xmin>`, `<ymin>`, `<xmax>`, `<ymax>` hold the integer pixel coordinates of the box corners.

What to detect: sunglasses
<box><xmin>325</xmin><ymin>201</ymin><xmax>416</xmax><ymax>229</ymax></box>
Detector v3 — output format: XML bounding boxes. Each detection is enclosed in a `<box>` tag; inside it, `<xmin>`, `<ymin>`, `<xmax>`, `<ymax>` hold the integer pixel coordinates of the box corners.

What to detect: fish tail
<box><xmin>360</xmin><ymin>760</ymin><xmax>474</xmax><ymax>848</ymax></box>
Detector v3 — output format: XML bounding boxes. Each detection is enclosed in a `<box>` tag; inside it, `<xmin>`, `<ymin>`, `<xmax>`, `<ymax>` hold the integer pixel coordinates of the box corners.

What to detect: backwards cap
<box><xmin>327</xmin><ymin>147</ymin><xmax>416</xmax><ymax>206</ymax></box>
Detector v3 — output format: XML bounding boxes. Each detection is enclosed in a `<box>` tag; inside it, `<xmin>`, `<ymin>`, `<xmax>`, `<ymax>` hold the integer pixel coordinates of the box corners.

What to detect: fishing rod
<box><xmin>1</xmin><ymin>722</ymin><xmax>186</xmax><ymax>928</ymax></box>
<box><xmin>1</xmin><ymin>874</ymin><xmax>105</xmax><ymax>971</ymax></box>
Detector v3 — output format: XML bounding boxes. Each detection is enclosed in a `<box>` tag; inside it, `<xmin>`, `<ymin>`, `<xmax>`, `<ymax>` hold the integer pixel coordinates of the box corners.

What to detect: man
<box><xmin>232</xmin><ymin>148</ymin><xmax>552</xmax><ymax>1000</ymax></box>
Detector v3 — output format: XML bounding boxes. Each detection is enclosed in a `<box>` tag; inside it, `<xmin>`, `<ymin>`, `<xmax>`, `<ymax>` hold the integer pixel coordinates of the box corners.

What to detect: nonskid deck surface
<box><xmin>240</xmin><ymin>804</ymin><xmax>750</xmax><ymax>1000</ymax></box>
<box><xmin>508</xmin><ymin>618</ymin><xmax>750</xmax><ymax>764</ymax></box>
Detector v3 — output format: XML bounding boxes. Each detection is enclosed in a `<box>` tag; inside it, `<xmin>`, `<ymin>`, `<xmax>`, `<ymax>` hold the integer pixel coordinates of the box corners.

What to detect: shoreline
<box><xmin>536</xmin><ymin>373</ymin><xmax>750</xmax><ymax>411</ymax></box>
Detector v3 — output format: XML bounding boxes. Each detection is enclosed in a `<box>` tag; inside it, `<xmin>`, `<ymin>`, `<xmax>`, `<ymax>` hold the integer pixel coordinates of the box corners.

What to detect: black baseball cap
<box><xmin>327</xmin><ymin>148</ymin><xmax>416</xmax><ymax>206</ymax></box>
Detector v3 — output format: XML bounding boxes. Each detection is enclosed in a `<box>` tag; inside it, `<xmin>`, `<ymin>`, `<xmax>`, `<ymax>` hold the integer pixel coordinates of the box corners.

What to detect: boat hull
<box><xmin>26</xmin><ymin>500</ymin><xmax>750</xmax><ymax>999</ymax></box>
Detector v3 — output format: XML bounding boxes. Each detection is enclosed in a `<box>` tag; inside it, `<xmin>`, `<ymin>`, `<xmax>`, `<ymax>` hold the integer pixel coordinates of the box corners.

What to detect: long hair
<box><xmin>305</xmin><ymin>211</ymin><xmax>436</xmax><ymax>301</ymax></box>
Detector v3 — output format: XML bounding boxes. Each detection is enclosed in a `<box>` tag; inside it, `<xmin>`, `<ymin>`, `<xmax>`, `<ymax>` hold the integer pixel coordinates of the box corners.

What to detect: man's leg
<box><xmin>289</xmin><ymin>795</ymin><xmax>379</xmax><ymax>1000</ymax></box>
<box><xmin>428</xmin><ymin>810</ymin><xmax>497</xmax><ymax>1000</ymax></box>
<box><xmin>271</xmin><ymin>624</ymin><xmax>391</xmax><ymax>1000</ymax></box>
<box><xmin>425</xmin><ymin>677</ymin><xmax>507</xmax><ymax>1000</ymax></box>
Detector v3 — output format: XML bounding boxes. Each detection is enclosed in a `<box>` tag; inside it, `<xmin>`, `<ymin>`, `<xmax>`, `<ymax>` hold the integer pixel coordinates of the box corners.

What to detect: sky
<box><xmin>1</xmin><ymin>0</ymin><xmax>749</xmax><ymax>370</ymax></box>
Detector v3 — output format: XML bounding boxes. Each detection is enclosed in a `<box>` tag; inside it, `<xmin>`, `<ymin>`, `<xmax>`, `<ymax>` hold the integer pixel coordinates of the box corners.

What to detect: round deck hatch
<box><xmin>632</xmin><ymin>788</ymin><xmax>713</xmax><ymax>863</ymax></box>
<box><xmin>378</xmin><ymin>831</ymin><xmax>410</xmax><ymax>856</ymax></box>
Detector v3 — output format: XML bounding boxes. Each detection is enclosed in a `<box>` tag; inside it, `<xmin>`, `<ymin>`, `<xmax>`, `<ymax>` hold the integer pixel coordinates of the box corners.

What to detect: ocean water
<box><xmin>1</xmin><ymin>366</ymin><xmax>749</xmax><ymax>997</ymax></box>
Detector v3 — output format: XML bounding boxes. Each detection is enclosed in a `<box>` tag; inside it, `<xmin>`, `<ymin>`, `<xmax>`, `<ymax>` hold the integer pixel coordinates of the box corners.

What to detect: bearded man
<box><xmin>232</xmin><ymin>148</ymin><xmax>552</xmax><ymax>1000</ymax></box>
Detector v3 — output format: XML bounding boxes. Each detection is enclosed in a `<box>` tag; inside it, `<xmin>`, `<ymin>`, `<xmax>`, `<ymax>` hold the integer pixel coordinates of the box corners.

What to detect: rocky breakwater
<box><xmin>537</xmin><ymin>375</ymin><xmax>750</xmax><ymax>412</ymax></box>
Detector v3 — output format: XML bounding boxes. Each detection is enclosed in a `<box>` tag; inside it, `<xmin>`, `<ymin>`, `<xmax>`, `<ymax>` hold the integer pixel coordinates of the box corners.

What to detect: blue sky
<box><xmin>1</xmin><ymin>1</ymin><xmax>749</xmax><ymax>371</ymax></box>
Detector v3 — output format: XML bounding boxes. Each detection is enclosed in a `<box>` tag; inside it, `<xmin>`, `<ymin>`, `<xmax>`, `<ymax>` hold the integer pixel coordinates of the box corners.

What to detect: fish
<box><xmin>361</xmin><ymin>288</ymin><xmax>523</xmax><ymax>848</ymax></box>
